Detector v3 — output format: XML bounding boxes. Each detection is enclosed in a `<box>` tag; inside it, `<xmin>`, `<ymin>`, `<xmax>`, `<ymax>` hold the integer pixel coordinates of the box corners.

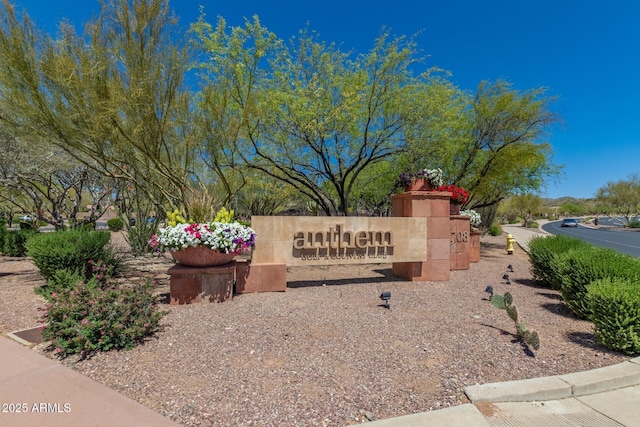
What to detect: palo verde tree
<box><xmin>404</xmin><ymin>79</ymin><xmax>561</xmax><ymax>224</ymax></box>
<box><xmin>191</xmin><ymin>16</ymin><xmax>431</xmax><ymax>215</ymax></box>
<box><xmin>0</xmin><ymin>0</ymin><xmax>199</xmax><ymax>224</ymax></box>
<box><xmin>596</xmin><ymin>174</ymin><xmax>640</xmax><ymax>225</ymax></box>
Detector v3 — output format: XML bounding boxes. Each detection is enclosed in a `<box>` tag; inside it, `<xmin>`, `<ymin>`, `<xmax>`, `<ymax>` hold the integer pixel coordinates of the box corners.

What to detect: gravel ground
<box><xmin>0</xmin><ymin>234</ymin><xmax>629</xmax><ymax>426</ymax></box>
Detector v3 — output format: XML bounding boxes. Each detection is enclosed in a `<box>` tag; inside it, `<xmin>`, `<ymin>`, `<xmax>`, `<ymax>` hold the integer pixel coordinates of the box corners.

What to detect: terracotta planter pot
<box><xmin>449</xmin><ymin>203</ymin><xmax>461</xmax><ymax>215</ymax></box>
<box><xmin>170</xmin><ymin>246</ymin><xmax>236</xmax><ymax>267</ymax></box>
<box><xmin>405</xmin><ymin>178</ymin><xmax>433</xmax><ymax>192</ymax></box>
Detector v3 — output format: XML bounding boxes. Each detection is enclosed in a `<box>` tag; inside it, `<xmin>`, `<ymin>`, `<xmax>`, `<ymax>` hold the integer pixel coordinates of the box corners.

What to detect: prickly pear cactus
<box><xmin>489</xmin><ymin>291</ymin><xmax>540</xmax><ymax>351</ymax></box>
<box><xmin>504</xmin><ymin>292</ymin><xmax>513</xmax><ymax>306</ymax></box>
<box><xmin>491</xmin><ymin>294</ymin><xmax>506</xmax><ymax>309</ymax></box>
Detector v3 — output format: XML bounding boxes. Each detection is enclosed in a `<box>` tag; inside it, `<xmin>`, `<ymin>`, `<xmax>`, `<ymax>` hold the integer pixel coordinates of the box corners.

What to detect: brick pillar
<box><xmin>470</xmin><ymin>229</ymin><xmax>481</xmax><ymax>262</ymax></box>
<box><xmin>450</xmin><ymin>215</ymin><xmax>471</xmax><ymax>270</ymax></box>
<box><xmin>391</xmin><ymin>191</ymin><xmax>451</xmax><ymax>281</ymax></box>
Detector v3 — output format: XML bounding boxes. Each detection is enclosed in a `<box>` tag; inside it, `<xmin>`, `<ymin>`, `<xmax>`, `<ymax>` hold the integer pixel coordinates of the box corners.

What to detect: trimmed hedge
<box><xmin>528</xmin><ymin>235</ymin><xmax>590</xmax><ymax>289</ymax></box>
<box><xmin>557</xmin><ymin>247</ymin><xmax>640</xmax><ymax>318</ymax></box>
<box><xmin>587</xmin><ymin>277</ymin><xmax>640</xmax><ymax>355</ymax></box>
<box><xmin>25</xmin><ymin>230</ymin><xmax>113</xmax><ymax>282</ymax></box>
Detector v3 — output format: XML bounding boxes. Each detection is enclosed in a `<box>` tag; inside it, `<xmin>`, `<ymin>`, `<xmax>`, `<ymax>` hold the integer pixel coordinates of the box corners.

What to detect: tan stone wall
<box><xmin>251</xmin><ymin>216</ymin><xmax>427</xmax><ymax>266</ymax></box>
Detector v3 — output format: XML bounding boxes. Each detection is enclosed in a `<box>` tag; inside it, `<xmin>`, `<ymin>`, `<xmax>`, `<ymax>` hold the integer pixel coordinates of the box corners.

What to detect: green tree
<box><xmin>405</xmin><ymin>80</ymin><xmax>561</xmax><ymax>217</ymax></box>
<box><xmin>0</xmin><ymin>0</ymin><xmax>198</xmax><ymax>222</ymax></box>
<box><xmin>192</xmin><ymin>17</ymin><xmax>431</xmax><ymax>216</ymax></box>
<box><xmin>596</xmin><ymin>174</ymin><xmax>640</xmax><ymax>225</ymax></box>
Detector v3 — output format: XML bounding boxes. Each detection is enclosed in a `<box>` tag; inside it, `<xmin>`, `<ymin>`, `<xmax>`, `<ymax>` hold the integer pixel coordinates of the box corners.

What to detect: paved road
<box><xmin>542</xmin><ymin>220</ymin><xmax>640</xmax><ymax>258</ymax></box>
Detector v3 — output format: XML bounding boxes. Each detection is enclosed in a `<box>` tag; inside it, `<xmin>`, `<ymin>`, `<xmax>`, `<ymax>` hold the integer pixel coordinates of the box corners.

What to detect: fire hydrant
<box><xmin>506</xmin><ymin>233</ymin><xmax>515</xmax><ymax>255</ymax></box>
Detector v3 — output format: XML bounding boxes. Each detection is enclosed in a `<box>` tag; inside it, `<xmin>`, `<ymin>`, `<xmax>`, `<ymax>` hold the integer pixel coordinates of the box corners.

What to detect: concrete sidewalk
<box><xmin>0</xmin><ymin>336</ymin><xmax>179</xmax><ymax>427</ymax></box>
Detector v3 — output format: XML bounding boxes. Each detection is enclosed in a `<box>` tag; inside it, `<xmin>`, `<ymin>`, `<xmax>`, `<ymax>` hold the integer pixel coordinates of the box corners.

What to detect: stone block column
<box><xmin>450</xmin><ymin>215</ymin><xmax>471</xmax><ymax>270</ymax></box>
<box><xmin>470</xmin><ymin>229</ymin><xmax>481</xmax><ymax>262</ymax></box>
<box><xmin>391</xmin><ymin>191</ymin><xmax>451</xmax><ymax>281</ymax></box>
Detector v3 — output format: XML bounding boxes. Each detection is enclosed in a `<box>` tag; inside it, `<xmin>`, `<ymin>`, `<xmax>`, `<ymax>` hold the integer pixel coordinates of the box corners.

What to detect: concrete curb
<box><xmin>363</xmin><ymin>403</ymin><xmax>491</xmax><ymax>426</ymax></box>
<box><xmin>559</xmin><ymin>361</ymin><xmax>640</xmax><ymax>396</ymax></box>
<box><xmin>464</xmin><ymin>359</ymin><xmax>640</xmax><ymax>403</ymax></box>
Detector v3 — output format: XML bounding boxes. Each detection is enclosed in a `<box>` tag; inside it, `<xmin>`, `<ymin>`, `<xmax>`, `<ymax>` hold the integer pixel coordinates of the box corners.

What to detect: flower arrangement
<box><xmin>394</xmin><ymin>168</ymin><xmax>444</xmax><ymax>190</ymax></box>
<box><xmin>461</xmin><ymin>209</ymin><xmax>482</xmax><ymax>227</ymax></box>
<box><xmin>149</xmin><ymin>222</ymin><xmax>256</xmax><ymax>253</ymax></box>
<box><xmin>148</xmin><ymin>207</ymin><xmax>256</xmax><ymax>253</ymax></box>
<box><xmin>436</xmin><ymin>184</ymin><xmax>469</xmax><ymax>205</ymax></box>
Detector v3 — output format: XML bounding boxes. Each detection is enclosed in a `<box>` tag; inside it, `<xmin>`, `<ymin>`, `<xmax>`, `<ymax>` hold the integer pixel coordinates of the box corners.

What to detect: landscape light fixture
<box><xmin>507</xmin><ymin>264</ymin><xmax>514</xmax><ymax>272</ymax></box>
<box><xmin>502</xmin><ymin>273</ymin><xmax>511</xmax><ymax>285</ymax></box>
<box><xmin>484</xmin><ymin>285</ymin><xmax>494</xmax><ymax>299</ymax></box>
<box><xmin>379</xmin><ymin>291</ymin><xmax>391</xmax><ymax>309</ymax></box>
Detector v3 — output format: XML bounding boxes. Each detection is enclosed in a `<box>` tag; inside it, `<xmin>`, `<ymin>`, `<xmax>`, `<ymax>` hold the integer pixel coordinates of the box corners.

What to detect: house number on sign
<box><xmin>451</xmin><ymin>230</ymin><xmax>469</xmax><ymax>243</ymax></box>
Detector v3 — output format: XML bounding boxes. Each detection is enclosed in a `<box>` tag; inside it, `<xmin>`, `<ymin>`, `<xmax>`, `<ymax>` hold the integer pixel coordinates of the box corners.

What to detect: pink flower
<box><xmin>81</xmin><ymin>318</ymin><xmax>88</xmax><ymax>325</ymax></box>
<box><xmin>51</xmin><ymin>292</ymin><xmax>58</xmax><ymax>299</ymax></box>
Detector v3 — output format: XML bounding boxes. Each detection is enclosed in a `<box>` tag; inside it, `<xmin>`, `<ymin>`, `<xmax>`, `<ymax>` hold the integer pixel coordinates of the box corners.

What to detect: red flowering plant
<box><xmin>436</xmin><ymin>184</ymin><xmax>469</xmax><ymax>205</ymax></box>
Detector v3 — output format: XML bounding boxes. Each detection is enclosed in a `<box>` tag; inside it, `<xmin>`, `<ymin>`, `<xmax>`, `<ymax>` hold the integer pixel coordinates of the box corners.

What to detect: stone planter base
<box><xmin>167</xmin><ymin>263</ymin><xmax>235</xmax><ymax>304</ymax></box>
<box><xmin>470</xmin><ymin>230</ymin><xmax>481</xmax><ymax>262</ymax></box>
<box><xmin>235</xmin><ymin>260</ymin><xmax>287</xmax><ymax>293</ymax></box>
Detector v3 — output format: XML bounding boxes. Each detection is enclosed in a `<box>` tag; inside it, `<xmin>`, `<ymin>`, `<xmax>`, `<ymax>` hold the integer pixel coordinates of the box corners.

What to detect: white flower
<box><xmin>422</xmin><ymin>168</ymin><xmax>444</xmax><ymax>187</ymax></box>
<box><xmin>154</xmin><ymin>222</ymin><xmax>256</xmax><ymax>253</ymax></box>
<box><xmin>461</xmin><ymin>209</ymin><xmax>482</xmax><ymax>227</ymax></box>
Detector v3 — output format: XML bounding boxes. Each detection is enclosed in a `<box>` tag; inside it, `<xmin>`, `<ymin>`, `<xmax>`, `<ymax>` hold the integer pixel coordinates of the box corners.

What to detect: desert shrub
<box><xmin>126</xmin><ymin>221</ymin><xmax>158</xmax><ymax>256</ymax></box>
<box><xmin>2</xmin><ymin>229</ymin><xmax>39</xmax><ymax>257</ymax></box>
<box><xmin>557</xmin><ymin>247</ymin><xmax>640</xmax><ymax>318</ymax></box>
<box><xmin>107</xmin><ymin>218</ymin><xmax>124</xmax><ymax>232</ymax></box>
<box><xmin>587</xmin><ymin>277</ymin><xmax>640</xmax><ymax>355</ymax></box>
<box><xmin>628</xmin><ymin>220</ymin><xmax>640</xmax><ymax>229</ymax></box>
<box><xmin>528</xmin><ymin>235</ymin><xmax>590</xmax><ymax>289</ymax></box>
<box><xmin>25</xmin><ymin>230</ymin><xmax>117</xmax><ymax>281</ymax></box>
<box><xmin>0</xmin><ymin>220</ymin><xmax>6</xmax><ymax>253</ymax></box>
<box><xmin>489</xmin><ymin>222</ymin><xmax>502</xmax><ymax>236</ymax></box>
<box><xmin>35</xmin><ymin>268</ymin><xmax>84</xmax><ymax>300</ymax></box>
<box><xmin>39</xmin><ymin>277</ymin><xmax>166</xmax><ymax>358</ymax></box>
<box><xmin>76</xmin><ymin>221</ymin><xmax>96</xmax><ymax>231</ymax></box>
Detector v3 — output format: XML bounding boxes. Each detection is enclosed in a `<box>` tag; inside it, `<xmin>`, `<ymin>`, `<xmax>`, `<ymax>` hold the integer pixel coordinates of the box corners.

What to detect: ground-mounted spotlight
<box><xmin>484</xmin><ymin>285</ymin><xmax>494</xmax><ymax>299</ymax></box>
<box><xmin>502</xmin><ymin>273</ymin><xmax>511</xmax><ymax>285</ymax></box>
<box><xmin>507</xmin><ymin>264</ymin><xmax>514</xmax><ymax>272</ymax></box>
<box><xmin>379</xmin><ymin>291</ymin><xmax>391</xmax><ymax>309</ymax></box>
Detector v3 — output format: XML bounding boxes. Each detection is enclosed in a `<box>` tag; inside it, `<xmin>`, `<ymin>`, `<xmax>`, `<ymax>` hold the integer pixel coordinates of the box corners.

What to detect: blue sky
<box><xmin>15</xmin><ymin>0</ymin><xmax>640</xmax><ymax>200</ymax></box>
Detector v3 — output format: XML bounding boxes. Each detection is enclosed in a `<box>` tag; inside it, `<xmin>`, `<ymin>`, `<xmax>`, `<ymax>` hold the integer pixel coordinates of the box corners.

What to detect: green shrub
<box><xmin>0</xmin><ymin>220</ymin><xmax>7</xmax><ymax>253</ymax></box>
<box><xmin>126</xmin><ymin>221</ymin><xmax>158</xmax><ymax>256</ymax></box>
<box><xmin>628</xmin><ymin>220</ymin><xmax>640</xmax><ymax>229</ymax></box>
<box><xmin>2</xmin><ymin>229</ymin><xmax>39</xmax><ymax>257</ymax></box>
<box><xmin>39</xmin><ymin>277</ymin><xmax>166</xmax><ymax>358</ymax></box>
<box><xmin>587</xmin><ymin>277</ymin><xmax>640</xmax><ymax>355</ymax></box>
<box><xmin>25</xmin><ymin>230</ymin><xmax>116</xmax><ymax>282</ymax></box>
<box><xmin>35</xmin><ymin>268</ymin><xmax>85</xmax><ymax>300</ymax></box>
<box><xmin>107</xmin><ymin>218</ymin><xmax>125</xmax><ymax>232</ymax></box>
<box><xmin>557</xmin><ymin>247</ymin><xmax>640</xmax><ymax>318</ymax></box>
<box><xmin>489</xmin><ymin>222</ymin><xmax>502</xmax><ymax>236</ymax></box>
<box><xmin>76</xmin><ymin>221</ymin><xmax>96</xmax><ymax>231</ymax></box>
<box><xmin>528</xmin><ymin>235</ymin><xmax>590</xmax><ymax>289</ymax></box>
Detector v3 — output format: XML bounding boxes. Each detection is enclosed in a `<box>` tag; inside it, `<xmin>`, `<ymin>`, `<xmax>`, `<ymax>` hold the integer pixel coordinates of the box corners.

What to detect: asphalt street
<box><xmin>542</xmin><ymin>220</ymin><xmax>640</xmax><ymax>258</ymax></box>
